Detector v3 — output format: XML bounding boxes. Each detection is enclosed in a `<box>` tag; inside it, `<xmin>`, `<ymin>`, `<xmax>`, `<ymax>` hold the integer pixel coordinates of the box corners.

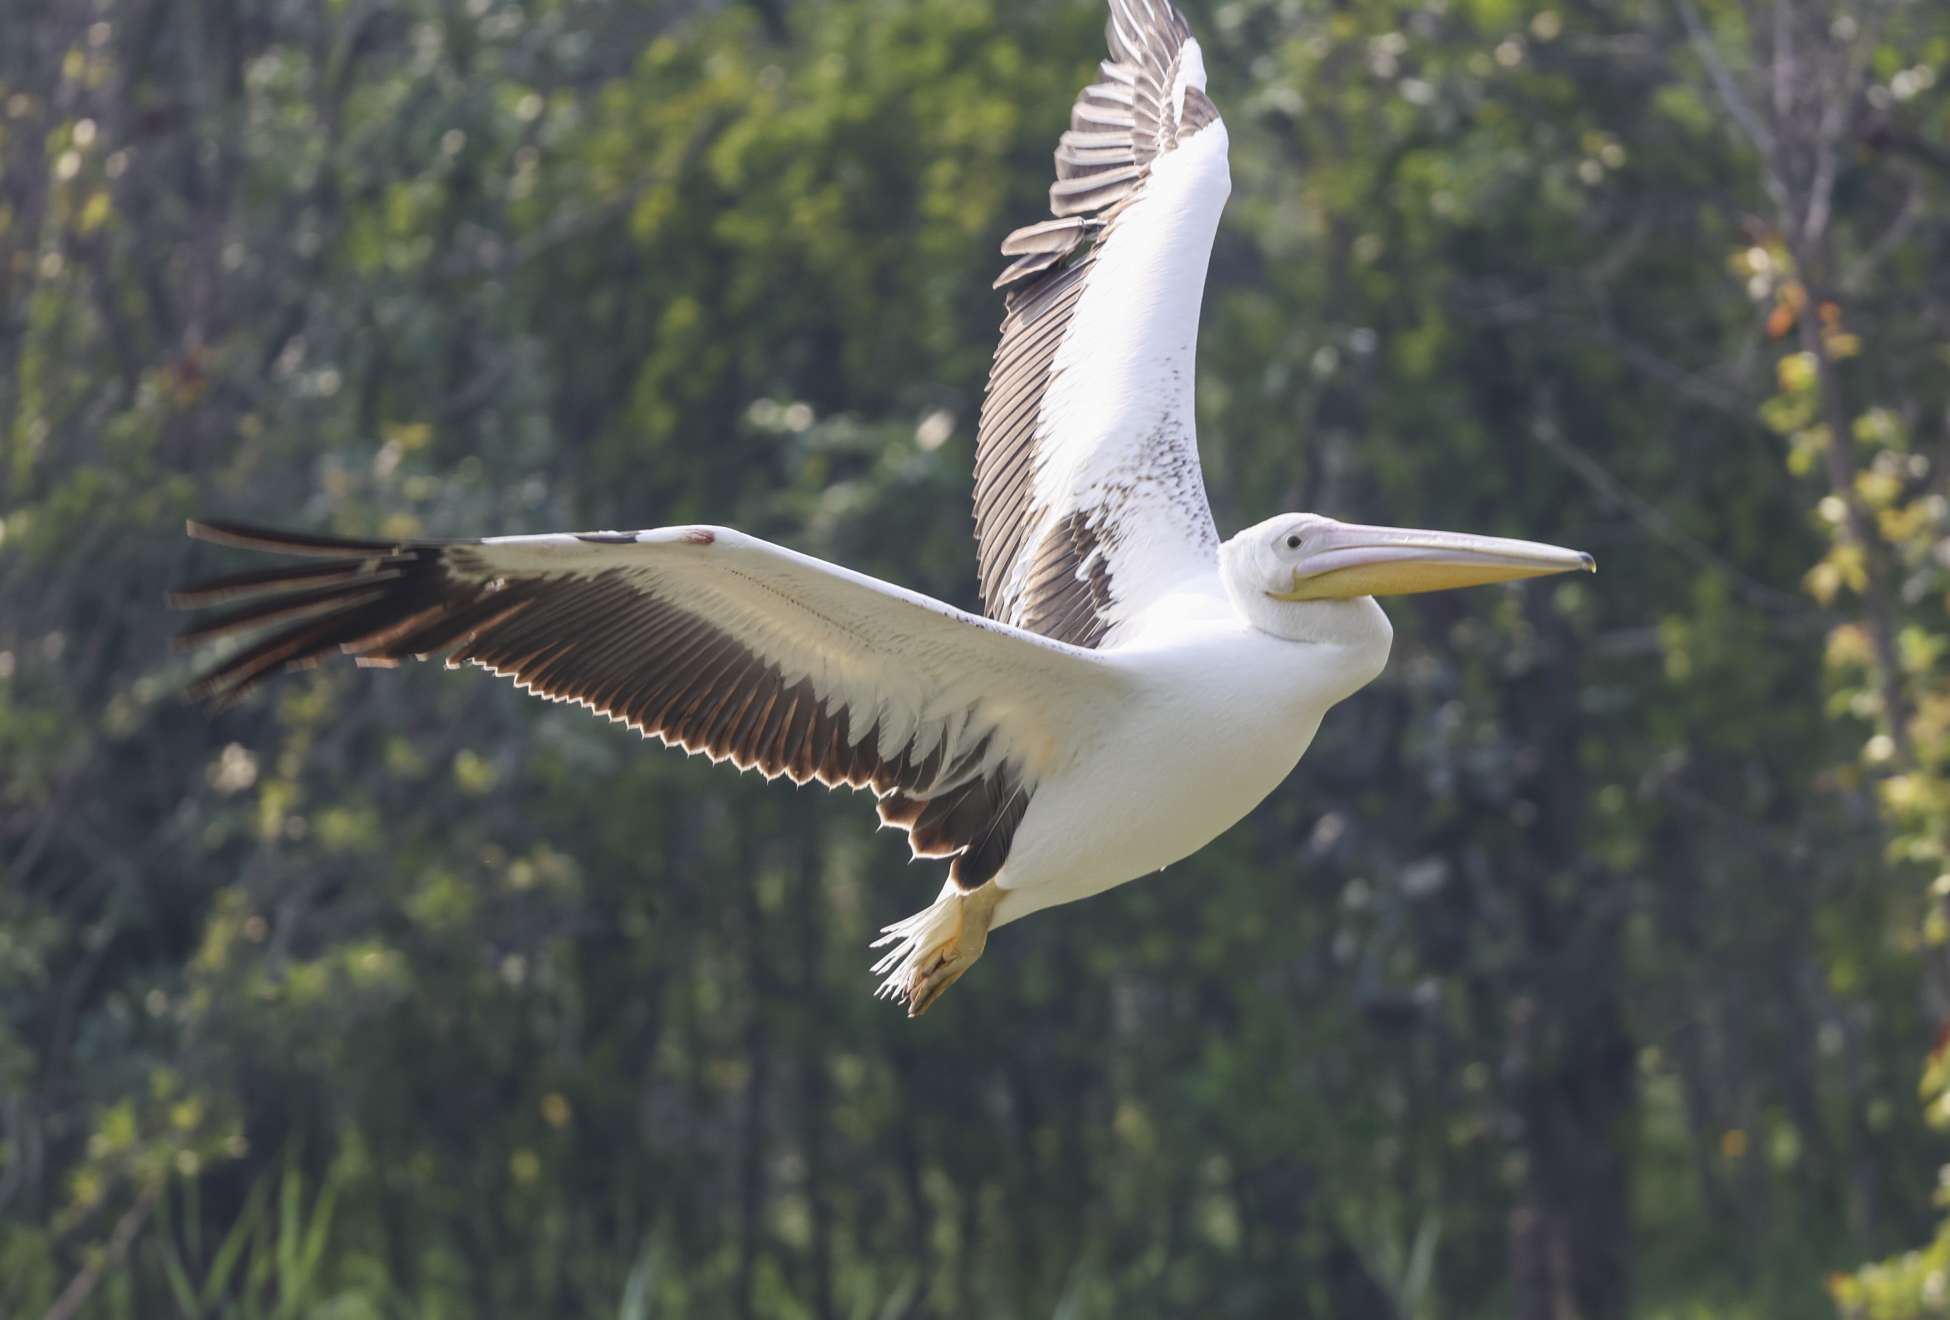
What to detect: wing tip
<box><xmin>182</xmin><ymin>517</ymin><xmax>402</xmax><ymax>556</ymax></box>
<box><xmin>991</xmin><ymin>0</ymin><xmax>1221</xmax><ymax>289</ymax></box>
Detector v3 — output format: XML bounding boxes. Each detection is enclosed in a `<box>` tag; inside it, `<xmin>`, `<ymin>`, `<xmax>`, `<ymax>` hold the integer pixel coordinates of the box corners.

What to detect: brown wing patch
<box><xmin>1015</xmin><ymin>511</ymin><xmax>1116</xmax><ymax>650</ymax></box>
<box><xmin>171</xmin><ymin>520</ymin><xmax>1030</xmax><ymax>891</ymax></box>
<box><xmin>877</xmin><ymin>772</ymin><xmax>1026</xmax><ymax>891</ymax></box>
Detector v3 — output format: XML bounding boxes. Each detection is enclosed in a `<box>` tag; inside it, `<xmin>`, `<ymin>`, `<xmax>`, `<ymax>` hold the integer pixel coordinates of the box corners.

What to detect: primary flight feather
<box><xmin>172</xmin><ymin>0</ymin><xmax>1592</xmax><ymax>1016</ymax></box>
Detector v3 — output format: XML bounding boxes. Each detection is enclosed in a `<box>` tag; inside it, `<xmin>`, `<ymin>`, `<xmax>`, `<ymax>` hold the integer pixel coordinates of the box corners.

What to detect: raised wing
<box><xmin>974</xmin><ymin>0</ymin><xmax>1229</xmax><ymax>649</ymax></box>
<box><xmin>171</xmin><ymin>520</ymin><xmax>1130</xmax><ymax>891</ymax></box>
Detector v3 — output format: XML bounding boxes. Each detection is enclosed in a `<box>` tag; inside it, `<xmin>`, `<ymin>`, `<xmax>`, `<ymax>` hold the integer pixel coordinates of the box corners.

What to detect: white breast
<box><xmin>991</xmin><ymin>591</ymin><xmax>1385</xmax><ymax>927</ymax></box>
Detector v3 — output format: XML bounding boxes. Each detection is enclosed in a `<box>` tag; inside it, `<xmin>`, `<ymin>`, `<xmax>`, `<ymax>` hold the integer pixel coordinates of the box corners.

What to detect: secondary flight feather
<box><xmin>173</xmin><ymin>0</ymin><xmax>1593</xmax><ymax>1016</ymax></box>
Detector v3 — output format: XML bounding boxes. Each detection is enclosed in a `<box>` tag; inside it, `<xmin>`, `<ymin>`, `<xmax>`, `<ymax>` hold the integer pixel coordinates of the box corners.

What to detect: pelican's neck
<box><xmin>1223</xmin><ymin>579</ymin><xmax>1395</xmax><ymax>700</ymax></box>
<box><xmin>1240</xmin><ymin>588</ymin><xmax>1396</xmax><ymax>709</ymax></box>
<box><xmin>1237</xmin><ymin>588</ymin><xmax>1392</xmax><ymax>644</ymax></box>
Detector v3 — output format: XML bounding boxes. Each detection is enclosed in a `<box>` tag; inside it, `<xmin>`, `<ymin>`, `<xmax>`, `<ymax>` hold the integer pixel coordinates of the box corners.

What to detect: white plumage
<box><xmin>174</xmin><ymin>0</ymin><xmax>1592</xmax><ymax>1015</ymax></box>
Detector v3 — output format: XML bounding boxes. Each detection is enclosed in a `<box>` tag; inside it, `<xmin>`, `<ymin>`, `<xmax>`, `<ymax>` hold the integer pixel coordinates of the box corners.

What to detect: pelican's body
<box><xmin>992</xmin><ymin>592</ymin><xmax>1390</xmax><ymax>928</ymax></box>
<box><xmin>173</xmin><ymin>0</ymin><xmax>1590</xmax><ymax>1015</ymax></box>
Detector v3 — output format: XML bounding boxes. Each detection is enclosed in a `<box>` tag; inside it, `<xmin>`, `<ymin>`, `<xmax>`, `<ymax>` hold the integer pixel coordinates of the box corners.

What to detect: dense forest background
<box><xmin>3</xmin><ymin>0</ymin><xmax>1949</xmax><ymax>1315</ymax></box>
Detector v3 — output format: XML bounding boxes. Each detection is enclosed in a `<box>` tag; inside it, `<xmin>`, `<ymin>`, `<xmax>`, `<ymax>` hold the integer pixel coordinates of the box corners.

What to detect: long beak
<box><xmin>1271</xmin><ymin>522</ymin><xmax>1596</xmax><ymax>601</ymax></box>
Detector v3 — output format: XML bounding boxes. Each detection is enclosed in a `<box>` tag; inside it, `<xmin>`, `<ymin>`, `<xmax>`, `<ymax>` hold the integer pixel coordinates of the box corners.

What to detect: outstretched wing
<box><xmin>974</xmin><ymin>0</ymin><xmax>1229</xmax><ymax>649</ymax></box>
<box><xmin>171</xmin><ymin>520</ymin><xmax>1130</xmax><ymax>891</ymax></box>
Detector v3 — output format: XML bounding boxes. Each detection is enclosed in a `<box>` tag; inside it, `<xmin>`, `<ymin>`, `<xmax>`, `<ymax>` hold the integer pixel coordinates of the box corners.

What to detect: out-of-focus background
<box><xmin>2</xmin><ymin>0</ymin><xmax>1947</xmax><ymax>1315</ymax></box>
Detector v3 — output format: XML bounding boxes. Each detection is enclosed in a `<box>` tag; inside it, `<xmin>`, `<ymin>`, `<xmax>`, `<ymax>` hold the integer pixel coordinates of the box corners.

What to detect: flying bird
<box><xmin>171</xmin><ymin>0</ymin><xmax>1592</xmax><ymax>1015</ymax></box>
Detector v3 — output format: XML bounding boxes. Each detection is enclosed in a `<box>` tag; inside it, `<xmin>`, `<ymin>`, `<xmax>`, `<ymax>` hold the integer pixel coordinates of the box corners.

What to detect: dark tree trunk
<box><xmin>794</xmin><ymin>806</ymin><xmax>838</xmax><ymax>1320</ymax></box>
<box><xmin>1505</xmin><ymin>601</ymin><xmax>1635</xmax><ymax>1320</ymax></box>
<box><xmin>1508</xmin><ymin>985</ymin><xmax>1636</xmax><ymax>1320</ymax></box>
<box><xmin>735</xmin><ymin>828</ymin><xmax>771</xmax><ymax>1320</ymax></box>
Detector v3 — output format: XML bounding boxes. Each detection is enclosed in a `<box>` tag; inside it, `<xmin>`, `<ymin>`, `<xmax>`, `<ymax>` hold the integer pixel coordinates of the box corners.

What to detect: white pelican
<box><xmin>172</xmin><ymin>0</ymin><xmax>1592</xmax><ymax>1015</ymax></box>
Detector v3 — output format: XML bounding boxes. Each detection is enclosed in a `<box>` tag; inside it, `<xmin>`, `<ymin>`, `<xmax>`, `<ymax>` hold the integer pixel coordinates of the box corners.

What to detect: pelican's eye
<box><xmin>1285</xmin><ymin>534</ymin><xmax>1302</xmax><ymax>550</ymax></box>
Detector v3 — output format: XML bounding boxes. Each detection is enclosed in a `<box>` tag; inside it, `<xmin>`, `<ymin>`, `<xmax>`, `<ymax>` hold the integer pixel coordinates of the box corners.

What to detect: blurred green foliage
<box><xmin>2</xmin><ymin>0</ymin><xmax>1948</xmax><ymax>1315</ymax></box>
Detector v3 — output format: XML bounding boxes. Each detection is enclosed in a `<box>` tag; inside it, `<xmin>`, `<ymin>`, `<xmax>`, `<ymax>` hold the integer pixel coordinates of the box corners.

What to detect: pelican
<box><xmin>171</xmin><ymin>0</ymin><xmax>1592</xmax><ymax>1015</ymax></box>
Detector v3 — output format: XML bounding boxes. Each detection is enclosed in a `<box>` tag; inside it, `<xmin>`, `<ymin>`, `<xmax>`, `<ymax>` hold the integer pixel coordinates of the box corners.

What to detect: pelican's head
<box><xmin>1221</xmin><ymin>512</ymin><xmax>1594</xmax><ymax>640</ymax></box>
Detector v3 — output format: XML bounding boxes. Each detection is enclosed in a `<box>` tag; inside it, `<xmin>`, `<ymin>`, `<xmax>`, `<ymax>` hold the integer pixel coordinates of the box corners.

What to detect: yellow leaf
<box><xmin>381</xmin><ymin>420</ymin><xmax>432</xmax><ymax>451</ymax></box>
<box><xmin>1805</xmin><ymin>559</ymin><xmax>1843</xmax><ymax>605</ymax></box>
<box><xmin>1776</xmin><ymin>351</ymin><xmax>1817</xmax><ymax>394</ymax></box>
<box><xmin>77</xmin><ymin>190</ymin><xmax>110</xmax><ymax>233</ymax></box>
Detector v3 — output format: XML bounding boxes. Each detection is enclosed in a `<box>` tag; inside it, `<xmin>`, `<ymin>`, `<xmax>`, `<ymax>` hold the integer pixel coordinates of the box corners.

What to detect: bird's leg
<box><xmin>906</xmin><ymin>881</ymin><xmax>1001</xmax><ymax>1017</ymax></box>
<box><xmin>869</xmin><ymin>879</ymin><xmax>1003</xmax><ymax>1017</ymax></box>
